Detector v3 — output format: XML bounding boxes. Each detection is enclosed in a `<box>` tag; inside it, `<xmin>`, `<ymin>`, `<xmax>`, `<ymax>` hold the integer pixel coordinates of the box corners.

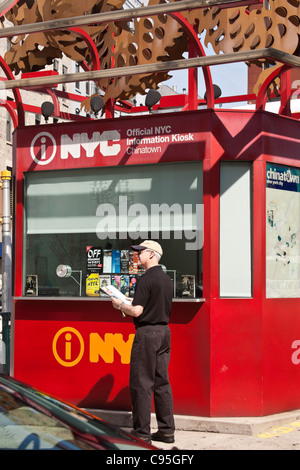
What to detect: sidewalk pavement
<box><xmin>89</xmin><ymin>408</ymin><xmax>300</xmax><ymax>450</ymax></box>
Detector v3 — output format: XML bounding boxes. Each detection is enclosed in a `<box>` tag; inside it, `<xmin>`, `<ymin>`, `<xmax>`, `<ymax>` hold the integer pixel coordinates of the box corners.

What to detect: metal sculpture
<box><xmin>3</xmin><ymin>0</ymin><xmax>300</xmax><ymax>106</ymax></box>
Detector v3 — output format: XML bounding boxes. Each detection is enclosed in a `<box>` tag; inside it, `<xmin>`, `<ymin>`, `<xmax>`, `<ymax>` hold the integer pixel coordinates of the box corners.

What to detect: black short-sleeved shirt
<box><xmin>132</xmin><ymin>265</ymin><xmax>173</xmax><ymax>328</ymax></box>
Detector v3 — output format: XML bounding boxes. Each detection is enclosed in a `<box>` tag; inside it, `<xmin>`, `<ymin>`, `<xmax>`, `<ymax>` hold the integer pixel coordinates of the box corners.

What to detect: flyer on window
<box><xmin>121</xmin><ymin>250</ymin><xmax>129</xmax><ymax>273</ymax></box>
<box><xmin>181</xmin><ymin>275</ymin><xmax>195</xmax><ymax>298</ymax></box>
<box><xmin>129</xmin><ymin>274</ymin><xmax>137</xmax><ymax>297</ymax></box>
<box><xmin>129</xmin><ymin>251</ymin><xmax>139</xmax><ymax>274</ymax></box>
<box><xmin>86</xmin><ymin>246</ymin><xmax>103</xmax><ymax>273</ymax></box>
<box><xmin>25</xmin><ymin>275</ymin><xmax>38</xmax><ymax>296</ymax></box>
<box><xmin>120</xmin><ymin>274</ymin><xmax>130</xmax><ymax>297</ymax></box>
<box><xmin>86</xmin><ymin>273</ymin><xmax>100</xmax><ymax>297</ymax></box>
<box><xmin>103</xmin><ymin>249</ymin><xmax>112</xmax><ymax>273</ymax></box>
<box><xmin>111</xmin><ymin>249</ymin><xmax>121</xmax><ymax>273</ymax></box>
<box><xmin>99</xmin><ymin>274</ymin><xmax>111</xmax><ymax>297</ymax></box>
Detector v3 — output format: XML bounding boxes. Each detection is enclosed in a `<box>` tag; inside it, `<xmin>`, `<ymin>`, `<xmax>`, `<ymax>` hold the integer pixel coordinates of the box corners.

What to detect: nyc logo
<box><xmin>52</xmin><ymin>327</ymin><xmax>134</xmax><ymax>367</ymax></box>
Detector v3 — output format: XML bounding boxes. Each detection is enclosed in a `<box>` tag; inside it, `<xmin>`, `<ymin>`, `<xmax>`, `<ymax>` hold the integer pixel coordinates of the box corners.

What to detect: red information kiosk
<box><xmin>11</xmin><ymin>106</ymin><xmax>300</xmax><ymax>417</ymax></box>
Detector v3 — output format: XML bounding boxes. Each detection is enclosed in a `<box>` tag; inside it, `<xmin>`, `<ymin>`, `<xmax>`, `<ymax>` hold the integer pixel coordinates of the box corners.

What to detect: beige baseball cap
<box><xmin>131</xmin><ymin>240</ymin><xmax>163</xmax><ymax>256</ymax></box>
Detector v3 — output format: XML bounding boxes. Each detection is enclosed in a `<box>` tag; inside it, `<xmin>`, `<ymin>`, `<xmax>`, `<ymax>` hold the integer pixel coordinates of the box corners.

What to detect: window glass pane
<box><xmin>266</xmin><ymin>163</ymin><xmax>300</xmax><ymax>297</ymax></box>
<box><xmin>24</xmin><ymin>163</ymin><xmax>203</xmax><ymax>298</ymax></box>
<box><xmin>219</xmin><ymin>162</ymin><xmax>252</xmax><ymax>297</ymax></box>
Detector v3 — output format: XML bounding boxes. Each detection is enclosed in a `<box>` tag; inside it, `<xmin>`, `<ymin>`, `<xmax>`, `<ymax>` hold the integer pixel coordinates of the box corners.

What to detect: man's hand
<box><xmin>110</xmin><ymin>296</ymin><xmax>143</xmax><ymax>318</ymax></box>
<box><xmin>111</xmin><ymin>297</ymin><xmax>123</xmax><ymax>310</ymax></box>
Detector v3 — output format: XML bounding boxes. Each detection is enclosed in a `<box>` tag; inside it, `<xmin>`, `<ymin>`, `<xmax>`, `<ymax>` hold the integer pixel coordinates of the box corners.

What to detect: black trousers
<box><xmin>129</xmin><ymin>324</ymin><xmax>175</xmax><ymax>439</ymax></box>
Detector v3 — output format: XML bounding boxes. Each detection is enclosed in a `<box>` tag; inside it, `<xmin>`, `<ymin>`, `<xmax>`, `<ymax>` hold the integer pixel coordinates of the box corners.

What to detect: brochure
<box><xmin>111</xmin><ymin>275</ymin><xmax>129</xmax><ymax>297</ymax></box>
<box><xmin>112</xmin><ymin>249</ymin><xmax>121</xmax><ymax>273</ymax></box>
<box><xmin>120</xmin><ymin>249</ymin><xmax>129</xmax><ymax>273</ymax></box>
<box><xmin>111</xmin><ymin>274</ymin><xmax>121</xmax><ymax>290</ymax></box>
<box><xmin>103</xmin><ymin>249</ymin><xmax>112</xmax><ymax>273</ymax></box>
<box><xmin>99</xmin><ymin>274</ymin><xmax>111</xmax><ymax>297</ymax></box>
<box><xmin>120</xmin><ymin>274</ymin><xmax>130</xmax><ymax>297</ymax></box>
<box><xmin>129</xmin><ymin>251</ymin><xmax>139</xmax><ymax>274</ymax></box>
<box><xmin>129</xmin><ymin>274</ymin><xmax>137</xmax><ymax>296</ymax></box>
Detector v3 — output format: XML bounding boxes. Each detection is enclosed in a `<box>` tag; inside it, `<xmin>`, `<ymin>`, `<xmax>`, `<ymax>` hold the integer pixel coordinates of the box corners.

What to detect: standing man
<box><xmin>111</xmin><ymin>240</ymin><xmax>175</xmax><ymax>444</ymax></box>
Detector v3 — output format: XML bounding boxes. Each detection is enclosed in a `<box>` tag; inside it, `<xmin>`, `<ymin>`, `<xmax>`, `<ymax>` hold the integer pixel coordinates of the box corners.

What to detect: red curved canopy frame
<box><xmin>0</xmin><ymin>96</ymin><xmax>18</xmax><ymax>128</ymax></box>
<box><xmin>256</xmin><ymin>63</ymin><xmax>293</xmax><ymax>116</ymax></box>
<box><xmin>0</xmin><ymin>56</ymin><xmax>24</xmax><ymax>126</ymax></box>
<box><xmin>169</xmin><ymin>12</ymin><xmax>214</xmax><ymax>110</ymax></box>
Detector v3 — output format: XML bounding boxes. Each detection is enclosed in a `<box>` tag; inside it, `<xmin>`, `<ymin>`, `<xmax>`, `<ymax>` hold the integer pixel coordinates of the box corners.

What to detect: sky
<box><xmin>161</xmin><ymin>43</ymin><xmax>248</xmax><ymax>100</ymax></box>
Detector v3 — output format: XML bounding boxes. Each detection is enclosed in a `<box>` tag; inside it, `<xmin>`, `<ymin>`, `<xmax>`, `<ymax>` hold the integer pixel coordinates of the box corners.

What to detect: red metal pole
<box><xmin>279</xmin><ymin>68</ymin><xmax>292</xmax><ymax>117</ymax></box>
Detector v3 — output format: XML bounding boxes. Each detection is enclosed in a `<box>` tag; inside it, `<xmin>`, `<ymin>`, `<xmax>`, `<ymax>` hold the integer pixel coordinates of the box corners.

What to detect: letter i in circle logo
<box><xmin>52</xmin><ymin>327</ymin><xmax>84</xmax><ymax>367</ymax></box>
<box><xmin>30</xmin><ymin>131</ymin><xmax>57</xmax><ymax>165</ymax></box>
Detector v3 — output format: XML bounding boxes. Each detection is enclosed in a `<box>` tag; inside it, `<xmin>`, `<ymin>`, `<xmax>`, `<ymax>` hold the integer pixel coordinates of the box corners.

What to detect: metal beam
<box><xmin>1</xmin><ymin>48</ymin><xmax>300</xmax><ymax>90</ymax></box>
<box><xmin>0</xmin><ymin>0</ymin><xmax>261</xmax><ymax>38</ymax></box>
<box><xmin>0</xmin><ymin>0</ymin><xmax>19</xmax><ymax>17</ymax></box>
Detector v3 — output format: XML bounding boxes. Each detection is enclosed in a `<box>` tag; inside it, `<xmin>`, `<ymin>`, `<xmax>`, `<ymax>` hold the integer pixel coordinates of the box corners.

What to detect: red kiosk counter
<box><xmin>11</xmin><ymin>108</ymin><xmax>300</xmax><ymax>417</ymax></box>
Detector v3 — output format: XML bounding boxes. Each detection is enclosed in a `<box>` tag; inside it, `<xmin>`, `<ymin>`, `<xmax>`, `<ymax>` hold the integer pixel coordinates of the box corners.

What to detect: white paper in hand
<box><xmin>100</xmin><ymin>284</ymin><xmax>131</xmax><ymax>305</ymax></box>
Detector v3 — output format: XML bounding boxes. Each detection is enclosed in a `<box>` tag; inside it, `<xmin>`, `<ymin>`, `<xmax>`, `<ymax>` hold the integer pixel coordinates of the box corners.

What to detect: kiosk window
<box><xmin>219</xmin><ymin>162</ymin><xmax>252</xmax><ymax>298</ymax></box>
<box><xmin>23</xmin><ymin>162</ymin><xmax>203</xmax><ymax>298</ymax></box>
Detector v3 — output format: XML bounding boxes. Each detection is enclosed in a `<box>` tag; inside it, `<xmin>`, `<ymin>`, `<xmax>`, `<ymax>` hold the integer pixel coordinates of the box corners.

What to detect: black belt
<box><xmin>136</xmin><ymin>323</ymin><xmax>168</xmax><ymax>328</ymax></box>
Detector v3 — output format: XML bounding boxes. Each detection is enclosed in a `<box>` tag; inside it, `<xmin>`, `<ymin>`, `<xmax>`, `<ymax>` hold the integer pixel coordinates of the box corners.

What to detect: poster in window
<box><xmin>86</xmin><ymin>246</ymin><xmax>103</xmax><ymax>273</ymax></box>
<box><xmin>121</xmin><ymin>250</ymin><xmax>129</xmax><ymax>273</ymax></box>
<box><xmin>111</xmin><ymin>274</ymin><xmax>130</xmax><ymax>297</ymax></box>
<box><xmin>129</xmin><ymin>274</ymin><xmax>137</xmax><ymax>297</ymax></box>
<box><xmin>129</xmin><ymin>251</ymin><xmax>139</xmax><ymax>274</ymax></box>
<box><xmin>120</xmin><ymin>275</ymin><xmax>130</xmax><ymax>297</ymax></box>
<box><xmin>111</xmin><ymin>249</ymin><xmax>121</xmax><ymax>273</ymax></box>
<box><xmin>86</xmin><ymin>273</ymin><xmax>100</xmax><ymax>296</ymax></box>
<box><xmin>266</xmin><ymin>163</ymin><xmax>300</xmax><ymax>298</ymax></box>
<box><xmin>99</xmin><ymin>274</ymin><xmax>111</xmax><ymax>297</ymax></box>
<box><xmin>25</xmin><ymin>275</ymin><xmax>38</xmax><ymax>296</ymax></box>
<box><xmin>181</xmin><ymin>275</ymin><xmax>195</xmax><ymax>298</ymax></box>
<box><xmin>103</xmin><ymin>249</ymin><xmax>112</xmax><ymax>273</ymax></box>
